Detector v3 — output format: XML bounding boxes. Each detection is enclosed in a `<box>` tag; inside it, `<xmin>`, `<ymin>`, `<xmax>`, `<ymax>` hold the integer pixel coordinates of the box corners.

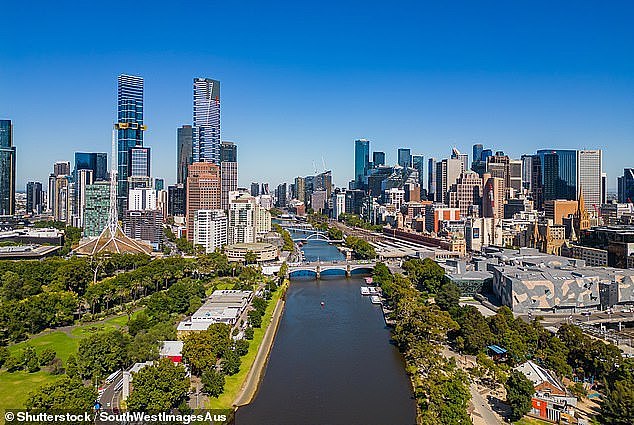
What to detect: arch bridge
<box><xmin>287</xmin><ymin>260</ymin><xmax>376</xmax><ymax>279</ymax></box>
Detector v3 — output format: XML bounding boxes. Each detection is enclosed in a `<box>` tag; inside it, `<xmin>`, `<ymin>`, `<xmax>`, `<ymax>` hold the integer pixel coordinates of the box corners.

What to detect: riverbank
<box><xmin>208</xmin><ymin>281</ymin><xmax>288</xmax><ymax>409</ymax></box>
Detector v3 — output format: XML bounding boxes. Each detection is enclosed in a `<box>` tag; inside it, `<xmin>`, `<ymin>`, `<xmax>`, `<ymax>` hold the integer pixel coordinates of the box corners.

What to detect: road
<box><xmin>470</xmin><ymin>385</ymin><xmax>503</xmax><ymax>425</ymax></box>
<box><xmin>233</xmin><ymin>297</ymin><xmax>286</xmax><ymax>406</ymax></box>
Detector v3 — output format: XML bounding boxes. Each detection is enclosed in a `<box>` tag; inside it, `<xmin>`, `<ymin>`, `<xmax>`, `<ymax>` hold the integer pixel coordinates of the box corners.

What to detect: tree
<box><xmin>26</xmin><ymin>375</ymin><xmax>97</xmax><ymax>411</ymax></box>
<box><xmin>201</xmin><ymin>369</ymin><xmax>225</xmax><ymax>398</ymax></box>
<box><xmin>403</xmin><ymin>258</ymin><xmax>445</xmax><ymax>293</ymax></box>
<box><xmin>22</xmin><ymin>345</ymin><xmax>39</xmax><ymax>372</ymax></box>
<box><xmin>599</xmin><ymin>379</ymin><xmax>634</xmax><ymax>425</ymax></box>
<box><xmin>248</xmin><ymin>310</ymin><xmax>263</xmax><ymax>328</ymax></box>
<box><xmin>65</xmin><ymin>354</ymin><xmax>78</xmax><ymax>378</ymax></box>
<box><xmin>0</xmin><ymin>346</ymin><xmax>9</xmax><ymax>368</ymax></box>
<box><xmin>77</xmin><ymin>329</ymin><xmax>130</xmax><ymax>380</ymax></box>
<box><xmin>505</xmin><ymin>370</ymin><xmax>534</xmax><ymax>421</ymax></box>
<box><xmin>244</xmin><ymin>327</ymin><xmax>254</xmax><ymax>340</ymax></box>
<box><xmin>39</xmin><ymin>348</ymin><xmax>56</xmax><ymax>366</ymax></box>
<box><xmin>435</xmin><ymin>281</ymin><xmax>461</xmax><ymax>311</ymax></box>
<box><xmin>182</xmin><ymin>325</ymin><xmax>231</xmax><ymax>375</ymax></box>
<box><xmin>452</xmin><ymin>306</ymin><xmax>494</xmax><ymax>355</ymax></box>
<box><xmin>234</xmin><ymin>339</ymin><xmax>249</xmax><ymax>357</ymax></box>
<box><xmin>244</xmin><ymin>251</ymin><xmax>258</xmax><ymax>265</ymax></box>
<box><xmin>126</xmin><ymin>359</ymin><xmax>190</xmax><ymax>412</ymax></box>
<box><xmin>221</xmin><ymin>350</ymin><xmax>241</xmax><ymax>375</ymax></box>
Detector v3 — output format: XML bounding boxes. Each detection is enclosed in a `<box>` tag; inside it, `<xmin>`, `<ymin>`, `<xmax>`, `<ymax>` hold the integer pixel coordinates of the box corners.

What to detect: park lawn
<box><xmin>0</xmin><ymin>370</ymin><xmax>61</xmax><ymax>412</ymax></box>
<box><xmin>208</xmin><ymin>284</ymin><xmax>286</xmax><ymax>409</ymax></box>
<box><xmin>70</xmin><ymin>313</ymin><xmax>129</xmax><ymax>338</ymax></box>
<box><xmin>8</xmin><ymin>331</ymin><xmax>79</xmax><ymax>363</ymax></box>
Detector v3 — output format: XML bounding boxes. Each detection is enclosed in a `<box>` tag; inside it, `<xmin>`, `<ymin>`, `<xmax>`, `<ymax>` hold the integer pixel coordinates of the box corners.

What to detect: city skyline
<box><xmin>2</xmin><ymin>1</ymin><xmax>633</xmax><ymax>190</ymax></box>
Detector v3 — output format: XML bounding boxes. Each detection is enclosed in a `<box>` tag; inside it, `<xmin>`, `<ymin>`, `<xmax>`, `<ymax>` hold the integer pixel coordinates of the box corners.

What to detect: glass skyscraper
<box><xmin>116</xmin><ymin>74</ymin><xmax>145</xmax><ymax>215</ymax></box>
<box><xmin>397</xmin><ymin>148</ymin><xmax>411</xmax><ymax>168</ymax></box>
<box><xmin>74</xmin><ymin>152</ymin><xmax>108</xmax><ymax>182</ymax></box>
<box><xmin>177</xmin><ymin>125</ymin><xmax>193</xmax><ymax>184</ymax></box>
<box><xmin>372</xmin><ymin>151</ymin><xmax>385</xmax><ymax>167</ymax></box>
<box><xmin>354</xmin><ymin>139</ymin><xmax>370</xmax><ymax>184</ymax></box>
<box><xmin>0</xmin><ymin>120</ymin><xmax>16</xmax><ymax>215</ymax></box>
<box><xmin>537</xmin><ymin>149</ymin><xmax>577</xmax><ymax>202</ymax></box>
<box><xmin>412</xmin><ymin>154</ymin><xmax>425</xmax><ymax>186</ymax></box>
<box><xmin>193</xmin><ymin>78</ymin><xmax>221</xmax><ymax>163</ymax></box>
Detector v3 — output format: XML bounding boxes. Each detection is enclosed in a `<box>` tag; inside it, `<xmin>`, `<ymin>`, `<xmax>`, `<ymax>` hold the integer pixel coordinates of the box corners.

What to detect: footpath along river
<box><xmin>236</xmin><ymin>230</ymin><xmax>416</xmax><ymax>425</ymax></box>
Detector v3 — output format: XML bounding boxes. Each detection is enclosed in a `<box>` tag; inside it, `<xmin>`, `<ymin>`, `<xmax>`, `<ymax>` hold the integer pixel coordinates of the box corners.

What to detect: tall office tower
<box><xmin>578</xmin><ymin>150</ymin><xmax>602</xmax><ymax>210</ymax></box>
<box><xmin>435</xmin><ymin>158</ymin><xmax>463</xmax><ymax>205</ymax></box>
<box><xmin>521</xmin><ymin>155</ymin><xmax>533</xmax><ymax>191</ymax></box>
<box><xmin>449</xmin><ymin>171</ymin><xmax>482</xmax><ymax>217</ymax></box>
<box><xmin>472</xmin><ymin>144</ymin><xmax>483</xmax><ymax>168</ymax></box>
<box><xmin>412</xmin><ymin>154</ymin><xmax>425</xmax><ymax>186</ymax></box>
<box><xmin>83</xmin><ymin>182</ymin><xmax>111</xmax><ymax>237</ymax></box>
<box><xmin>124</xmin><ymin>209</ymin><xmax>163</xmax><ymax>248</ymax></box>
<box><xmin>53</xmin><ymin>161</ymin><xmax>71</xmax><ymax>177</ymax></box>
<box><xmin>128</xmin><ymin>146</ymin><xmax>151</xmax><ymax>189</ymax></box>
<box><xmin>167</xmin><ymin>184</ymin><xmax>186</xmax><ymax>216</ymax></box>
<box><xmin>427</xmin><ymin>158</ymin><xmax>437</xmax><ymax>201</ymax></box>
<box><xmin>250</xmin><ymin>182</ymin><xmax>260</xmax><ymax>197</ymax></box>
<box><xmin>186</xmin><ymin>162</ymin><xmax>221</xmax><ymax>241</ymax></box>
<box><xmin>75</xmin><ymin>169</ymin><xmax>94</xmax><ymax>227</ymax></box>
<box><xmin>26</xmin><ymin>181</ymin><xmax>43</xmax><ymax>214</ymax></box>
<box><xmin>486</xmin><ymin>153</ymin><xmax>511</xmax><ymax>199</ymax></box>
<box><xmin>53</xmin><ymin>176</ymin><xmax>71</xmax><ymax>222</ymax></box>
<box><xmin>275</xmin><ymin>183</ymin><xmax>287</xmax><ymax>207</ymax></box>
<box><xmin>0</xmin><ymin>120</ymin><xmax>16</xmax><ymax>215</ymax></box>
<box><xmin>154</xmin><ymin>178</ymin><xmax>164</xmax><ymax>191</ymax></box>
<box><xmin>482</xmin><ymin>175</ymin><xmax>505</xmax><ymax>219</ymax></box>
<box><xmin>74</xmin><ymin>152</ymin><xmax>108</xmax><ymax>182</ymax></box>
<box><xmin>156</xmin><ymin>189</ymin><xmax>168</xmax><ymax>220</ymax></box>
<box><xmin>116</xmin><ymin>74</ymin><xmax>145</xmax><ymax>215</ymax></box>
<box><xmin>261</xmin><ymin>183</ymin><xmax>270</xmax><ymax>195</ymax></box>
<box><xmin>128</xmin><ymin>188</ymin><xmax>157</xmax><ymax>211</ymax></box>
<box><xmin>618</xmin><ymin>169</ymin><xmax>634</xmax><ymax>203</ymax></box>
<box><xmin>193</xmin><ymin>78</ymin><xmax>221</xmax><ymax>163</ymax></box>
<box><xmin>177</xmin><ymin>125</ymin><xmax>193</xmax><ymax>184</ymax></box>
<box><xmin>397</xmin><ymin>148</ymin><xmax>412</xmax><ymax>168</ymax></box>
<box><xmin>451</xmin><ymin>148</ymin><xmax>469</xmax><ymax>174</ymax></box>
<box><xmin>294</xmin><ymin>177</ymin><xmax>306</xmax><ymax>203</ymax></box>
<box><xmin>220</xmin><ymin>141</ymin><xmax>238</xmax><ymax>211</ymax></box>
<box><xmin>537</xmin><ymin>149</ymin><xmax>577</xmax><ymax>202</ymax></box>
<box><xmin>314</xmin><ymin>170</ymin><xmax>333</xmax><ymax>197</ymax></box>
<box><xmin>373</xmin><ymin>151</ymin><xmax>385</xmax><ymax>167</ymax></box>
<box><xmin>530</xmin><ymin>155</ymin><xmax>544</xmax><ymax>210</ymax></box>
<box><xmin>194</xmin><ymin>209</ymin><xmax>228</xmax><ymax>253</ymax></box>
<box><xmin>601</xmin><ymin>173</ymin><xmax>607</xmax><ymax>205</ymax></box>
<box><xmin>509</xmin><ymin>159</ymin><xmax>523</xmax><ymax>194</ymax></box>
<box><xmin>47</xmin><ymin>174</ymin><xmax>56</xmax><ymax>211</ymax></box>
<box><xmin>331</xmin><ymin>190</ymin><xmax>346</xmax><ymax>219</ymax></box>
<box><xmin>354</xmin><ymin>139</ymin><xmax>370</xmax><ymax>184</ymax></box>
<box><xmin>228</xmin><ymin>192</ymin><xmax>263</xmax><ymax>244</ymax></box>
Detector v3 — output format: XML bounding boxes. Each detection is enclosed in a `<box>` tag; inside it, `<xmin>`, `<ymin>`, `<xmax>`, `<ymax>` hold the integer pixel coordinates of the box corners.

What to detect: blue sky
<box><xmin>1</xmin><ymin>0</ymin><xmax>633</xmax><ymax>190</ymax></box>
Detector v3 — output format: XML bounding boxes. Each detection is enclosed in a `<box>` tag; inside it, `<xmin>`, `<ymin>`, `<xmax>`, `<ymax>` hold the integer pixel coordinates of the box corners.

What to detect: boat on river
<box><xmin>370</xmin><ymin>295</ymin><xmax>382</xmax><ymax>304</ymax></box>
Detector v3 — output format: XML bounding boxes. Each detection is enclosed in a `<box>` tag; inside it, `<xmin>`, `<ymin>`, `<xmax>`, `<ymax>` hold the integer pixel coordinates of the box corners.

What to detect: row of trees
<box><xmin>372</xmin><ymin>263</ymin><xmax>471</xmax><ymax>424</ymax></box>
<box><xmin>338</xmin><ymin>213</ymin><xmax>383</xmax><ymax>232</ymax></box>
<box><xmin>272</xmin><ymin>224</ymin><xmax>295</xmax><ymax>252</ymax></box>
<box><xmin>344</xmin><ymin>236</ymin><xmax>376</xmax><ymax>259</ymax></box>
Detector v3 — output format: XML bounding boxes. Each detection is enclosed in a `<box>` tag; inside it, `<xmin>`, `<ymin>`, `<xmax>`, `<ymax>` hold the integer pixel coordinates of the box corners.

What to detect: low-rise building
<box><xmin>225</xmin><ymin>242</ymin><xmax>278</xmax><ymax>263</ymax></box>
<box><xmin>177</xmin><ymin>290</ymin><xmax>253</xmax><ymax>337</ymax></box>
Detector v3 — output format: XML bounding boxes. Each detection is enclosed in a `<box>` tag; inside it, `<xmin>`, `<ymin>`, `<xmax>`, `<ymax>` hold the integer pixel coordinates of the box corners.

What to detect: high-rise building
<box><xmin>482</xmin><ymin>175</ymin><xmax>505</xmax><ymax>219</ymax></box>
<box><xmin>472</xmin><ymin>144</ymin><xmax>483</xmax><ymax>168</ymax></box>
<box><xmin>116</xmin><ymin>74</ymin><xmax>145</xmax><ymax>215</ymax></box>
<box><xmin>177</xmin><ymin>125</ymin><xmax>193</xmax><ymax>184</ymax></box>
<box><xmin>74</xmin><ymin>152</ymin><xmax>108</xmax><ymax>182</ymax></box>
<box><xmin>618</xmin><ymin>169</ymin><xmax>634</xmax><ymax>203</ymax></box>
<box><xmin>578</xmin><ymin>150</ymin><xmax>602</xmax><ymax>210</ymax></box>
<box><xmin>412</xmin><ymin>154</ymin><xmax>425</xmax><ymax>187</ymax></box>
<box><xmin>53</xmin><ymin>175</ymin><xmax>71</xmax><ymax>222</ymax></box>
<box><xmin>0</xmin><ymin>120</ymin><xmax>16</xmax><ymax>215</ymax></box>
<box><xmin>220</xmin><ymin>141</ymin><xmax>237</xmax><ymax>211</ymax></box>
<box><xmin>449</xmin><ymin>171</ymin><xmax>482</xmax><ymax>217</ymax></box>
<box><xmin>53</xmin><ymin>161</ymin><xmax>71</xmax><ymax>177</ymax></box>
<box><xmin>294</xmin><ymin>177</ymin><xmax>306</xmax><ymax>203</ymax></box>
<box><xmin>228</xmin><ymin>192</ymin><xmax>257</xmax><ymax>244</ymax></box>
<box><xmin>451</xmin><ymin>147</ymin><xmax>469</xmax><ymax>172</ymax></box>
<box><xmin>83</xmin><ymin>182</ymin><xmax>111</xmax><ymax>237</ymax></box>
<box><xmin>521</xmin><ymin>155</ymin><xmax>533</xmax><ymax>191</ymax></box>
<box><xmin>124</xmin><ymin>209</ymin><xmax>163</xmax><ymax>249</ymax></box>
<box><xmin>275</xmin><ymin>183</ymin><xmax>287</xmax><ymax>207</ymax></box>
<box><xmin>261</xmin><ymin>183</ymin><xmax>270</xmax><ymax>195</ymax></box>
<box><xmin>128</xmin><ymin>188</ymin><xmax>157</xmax><ymax>211</ymax></box>
<box><xmin>354</xmin><ymin>139</ymin><xmax>370</xmax><ymax>184</ymax></box>
<box><xmin>74</xmin><ymin>169</ymin><xmax>94</xmax><ymax>227</ymax></box>
<box><xmin>314</xmin><ymin>170</ymin><xmax>332</xmax><ymax>197</ymax></box>
<box><xmin>128</xmin><ymin>146</ymin><xmax>151</xmax><ymax>189</ymax></box>
<box><xmin>373</xmin><ymin>151</ymin><xmax>385</xmax><ymax>167</ymax></box>
<box><xmin>331</xmin><ymin>190</ymin><xmax>345</xmax><ymax>219</ymax></box>
<box><xmin>26</xmin><ymin>181</ymin><xmax>43</xmax><ymax>215</ymax></box>
<box><xmin>435</xmin><ymin>158</ymin><xmax>463</xmax><ymax>205</ymax></box>
<box><xmin>601</xmin><ymin>173</ymin><xmax>607</xmax><ymax>205</ymax></box>
<box><xmin>250</xmin><ymin>182</ymin><xmax>260</xmax><ymax>197</ymax></box>
<box><xmin>194</xmin><ymin>209</ymin><xmax>227</xmax><ymax>253</ymax></box>
<box><xmin>397</xmin><ymin>148</ymin><xmax>411</xmax><ymax>168</ymax></box>
<box><xmin>154</xmin><ymin>178</ymin><xmax>164</xmax><ymax>192</ymax></box>
<box><xmin>193</xmin><ymin>78</ymin><xmax>221</xmax><ymax>163</ymax></box>
<box><xmin>186</xmin><ymin>162</ymin><xmax>221</xmax><ymax>241</ymax></box>
<box><xmin>167</xmin><ymin>184</ymin><xmax>186</xmax><ymax>216</ymax></box>
<box><xmin>537</xmin><ymin>149</ymin><xmax>577</xmax><ymax>202</ymax></box>
<box><xmin>427</xmin><ymin>158</ymin><xmax>437</xmax><ymax>201</ymax></box>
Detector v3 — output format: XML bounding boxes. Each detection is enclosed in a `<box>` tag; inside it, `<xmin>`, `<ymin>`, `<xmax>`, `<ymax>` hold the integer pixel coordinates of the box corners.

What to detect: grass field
<box><xmin>0</xmin><ymin>312</ymin><xmax>130</xmax><ymax>414</ymax></box>
<box><xmin>514</xmin><ymin>417</ymin><xmax>555</xmax><ymax>425</ymax></box>
<box><xmin>209</xmin><ymin>284</ymin><xmax>286</xmax><ymax>409</ymax></box>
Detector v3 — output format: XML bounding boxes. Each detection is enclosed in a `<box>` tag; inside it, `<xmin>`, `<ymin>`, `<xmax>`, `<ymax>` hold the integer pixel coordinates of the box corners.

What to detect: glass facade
<box><xmin>74</xmin><ymin>152</ymin><xmax>108</xmax><ymax>182</ymax></box>
<box><xmin>412</xmin><ymin>154</ymin><xmax>425</xmax><ymax>186</ymax></box>
<box><xmin>193</xmin><ymin>78</ymin><xmax>221</xmax><ymax>163</ymax></box>
<box><xmin>0</xmin><ymin>120</ymin><xmax>16</xmax><ymax>215</ymax></box>
<box><xmin>354</xmin><ymin>139</ymin><xmax>370</xmax><ymax>184</ymax></box>
<box><xmin>372</xmin><ymin>151</ymin><xmax>385</xmax><ymax>167</ymax></box>
<box><xmin>537</xmin><ymin>149</ymin><xmax>577</xmax><ymax>201</ymax></box>
<box><xmin>83</xmin><ymin>182</ymin><xmax>111</xmax><ymax>237</ymax></box>
<box><xmin>397</xmin><ymin>148</ymin><xmax>411</xmax><ymax>168</ymax></box>
<box><xmin>177</xmin><ymin>125</ymin><xmax>193</xmax><ymax>184</ymax></box>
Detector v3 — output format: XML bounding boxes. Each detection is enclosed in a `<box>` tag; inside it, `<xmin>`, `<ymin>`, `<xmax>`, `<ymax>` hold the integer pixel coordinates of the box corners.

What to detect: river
<box><xmin>235</xmin><ymin>230</ymin><xmax>416</xmax><ymax>425</ymax></box>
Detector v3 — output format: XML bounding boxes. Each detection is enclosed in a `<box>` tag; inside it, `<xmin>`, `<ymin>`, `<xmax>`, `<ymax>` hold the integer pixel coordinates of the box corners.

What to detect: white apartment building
<box><xmin>194</xmin><ymin>209</ymin><xmax>228</xmax><ymax>253</ymax></box>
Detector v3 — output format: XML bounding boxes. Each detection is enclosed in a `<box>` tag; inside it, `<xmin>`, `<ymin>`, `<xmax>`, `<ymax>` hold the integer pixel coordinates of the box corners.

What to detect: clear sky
<box><xmin>1</xmin><ymin>0</ymin><xmax>633</xmax><ymax>191</ymax></box>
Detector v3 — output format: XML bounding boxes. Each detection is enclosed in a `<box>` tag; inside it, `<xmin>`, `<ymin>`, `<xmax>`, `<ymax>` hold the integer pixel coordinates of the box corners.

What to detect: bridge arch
<box><xmin>305</xmin><ymin>232</ymin><xmax>329</xmax><ymax>241</ymax></box>
<box><xmin>289</xmin><ymin>269</ymin><xmax>318</xmax><ymax>279</ymax></box>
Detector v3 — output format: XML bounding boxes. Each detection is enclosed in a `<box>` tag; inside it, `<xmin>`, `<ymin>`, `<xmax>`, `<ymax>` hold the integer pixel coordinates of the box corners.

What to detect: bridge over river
<box><xmin>287</xmin><ymin>260</ymin><xmax>376</xmax><ymax>278</ymax></box>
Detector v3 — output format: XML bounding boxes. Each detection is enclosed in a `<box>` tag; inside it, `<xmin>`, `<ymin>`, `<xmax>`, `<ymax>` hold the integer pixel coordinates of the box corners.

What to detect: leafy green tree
<box><xmin>77</xmin><ymin>329</ymin><xmax>131</xmax><ymax>380</ymax></box>
<box><xmin>182</xmin><ymin>324</ymin><xmax>231</xmax><ymax>375</ymax></box>
<box><xmin>452</xmin><ymin>305</ymin><xmax>493</xmax><ymax>355</ymax></box>
<box><xmin>505</xmin><ymin>370</ymin><xmax>534</xmax><ymax>421</ymax></box>
<box><xmin>251</xmin><ymin>296</ymin><xmax>267</xmax><ymax>316</ymax></box>
<box><xmin>599</xmin><ymin>379</ymin><xmax>634</xmax><ymax>425</ymax></box>
<box><xmin>126</xmin><ymin>359</ymin><xmax>190</xmax><ymax>412</ymax></box>
<box><xmin>234</xmin><ymin>339</ymin><xmax>249</xmax><ymax>357</ymax></box>
<box><xmin>221</xmin><ymin>350</ymin><xmax>242</xmax><ymax>375</ymax></box>
<box><xmin>244</xmin><ymin>327</ymin><xmax>254</xmax><ymax>340</ymax></box>
<box><xmin>26</xmin><ymin>375</ymin><xmax>97</xmax><ymax>411</ymax></box>
<box><xmin>0</xmin><ymin>346</ymin><xmax>9</xmax><ymax>367</ymax></box>
<box><xmin>201</xmin><ymin>369</ymin><xmax>225</xmax><ymax>398</ymax></box>
<box><xmin>52</xmin><ymin>257</ymin><xmax>92</xmax><ymax>295</ymax></box>
<box><xmin>65</xmin><ymin>354</ymin><xmax>78</xmax><ymax>378</ymax></box>
<box><xmin>128</xmin><ymin>311</ymin><xmax>151</xmax><ymax>336</ymax></box>
<box><xmin>402</xmin><ymin>258</ymin><xmax>446</xmax><ymax>293</ymax></box>
<box><xmin>435</xmin><ymin>281</ymin><xmax>461</xmax><ymax>311</ymax></box>
<box><xmin>248</xmin><ymin>310</ymin><xmax>263</xmax><ymax>328</ymax></box>
<box><xmin>244</xmin><ymin>251</ymin><xmax>258</xmax><ymax>265</ymax></box>
<box><xmin>38</xmin><ymin>348</ymin><xmax>56</xmax><ymax>366</ymax></box>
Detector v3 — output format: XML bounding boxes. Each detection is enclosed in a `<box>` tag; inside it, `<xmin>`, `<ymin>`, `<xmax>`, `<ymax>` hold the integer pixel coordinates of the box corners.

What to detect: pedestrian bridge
<box><xmin>287</xmin><ymin>260</ymin><xmax>376</xmax><ymax>279</ymax></box>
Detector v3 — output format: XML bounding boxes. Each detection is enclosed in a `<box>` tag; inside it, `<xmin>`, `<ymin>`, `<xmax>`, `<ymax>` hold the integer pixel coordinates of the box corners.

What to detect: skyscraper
<box><xmin>26</xmin><ymin>181</ymin><xmax>43</xmax><ymax>215</ymax></box>
<box><xmin>354</xmin><ymin>139</ymin><xmax>370</xmax><ymax>184</ymax></box>
<box><xmin>435</xmin><ymin>158</ymin><xmax>463</xmax><ymax>205</ymax></box>
<box><xmin>193</xmin><ymin>78</ymin><xmax>221</xmax><ymax>163</ymax></box>
<box><xmin>250</xmin><ymin>182</ymin><xmax>260</xmax><ymax>197</ymax></box>
<box><xmin>0</xmin><ymin>120</ymin><xmax>16</xmax><ymax>215</ymax></box>
<box><xmin>275</xmin><ymin>183</ymin><xmax>287</xmax><ymax>207</ymax></box>
<box><xmin>294</xmin><ymin>177</ymin><xmax>306</xmax><ymax>203</ymax></box>
<box><xmin>427</xmin><ymin>157</ymin><xmax>437</xmax><ymax>201</ymax></box>
<box><xmin>372</xmin><ymin>151</ymin><xmax>385</xmax><ymax>167</ymax></box>
<box><xmin>74</xmin><ymin>152</ymin><xmax>108</xmax><ymax>182</ymax></box>
<box><xmin>220</xmin><ymin>141</ymin><xmax>238</xmax><ymax>211</ymax></box>
<box><xmin>397</xmin><ymin>148</ymin><xmax>411</xmax><ymax>168</ymax></box>
<box><xmin>618</xmin><ymin>169</ymin><xmax>634</xmax><ymax>203</ymax></box>
<box><xmin>537</xmin><ymin>149</ymin><xmax>577</xmax><ymax>202</ymax></box>
<box><xmin>177</xmin><ymin>125</ymin><xmax>193</xmax><ymax>184</ymax></box>
<box><xmin>116</xmin><ymin>74</ymin><xmax>145</xmax><ymax>215</ymax></box>
<box><xmin>53</xmin><ymin>161</ymin><xmax>71</xmax><ymax>177</ymax></box>
<box><xmin>186</xmin><ymin>162</ymin><xmax>221</xmax><ymax>241</ymax></box>
<box><xmin>451</xmin><ymin>147</ymin><xmax>469</xmax><ymax>172</ymax></box>
<box><xmin>194</xmin><ymin>209</ymin><xmax>227</xmax><ymax>253</ymax></box>
<box><xmin>128</xmin><ymin>146</ymin><xmax>151</xmax><ymax>190</ymax></box>
<box><xmin>83</xmin><ymin>182</ymin><xmax>111</xmax><ymax>237</ymax></box>
<box><xmin>412</xmin><ymin>154</ymin><xmax>425</xmax><ymax>186</ymax></box>
<box><xmin>472</xmin><ymin>144</ymin><xmax>483</xmax><ymax>167</ymax></box>
<box><xmin>577</xmin><ymin>150</ymin><xmax>602</xmax><ymax>210</ymax></box>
